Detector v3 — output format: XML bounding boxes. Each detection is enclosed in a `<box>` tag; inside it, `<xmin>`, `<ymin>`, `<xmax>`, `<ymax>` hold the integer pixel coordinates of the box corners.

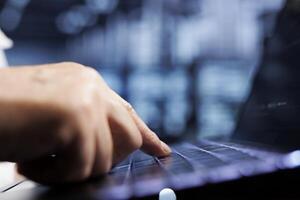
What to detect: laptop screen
<box><xmin>232</xmin><ymin>1</ymin><xmax>300</xmax><ymax>150</ymax></box>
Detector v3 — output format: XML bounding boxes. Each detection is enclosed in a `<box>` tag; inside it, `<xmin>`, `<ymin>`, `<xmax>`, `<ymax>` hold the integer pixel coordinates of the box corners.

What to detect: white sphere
<box><xmin>159</xmin><ymin>188</ymin><xmax>176</xmax><ymax>200</ymax></box>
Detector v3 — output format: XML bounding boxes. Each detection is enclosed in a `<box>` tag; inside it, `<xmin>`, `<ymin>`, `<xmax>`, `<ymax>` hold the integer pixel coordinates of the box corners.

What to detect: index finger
<box><xmin>126</xmin><ymin>103</ymin><xmax>171</xmax><ymax>156</ymax></box>
<box><xmin>111</xmin><ymin>91</ymin><xmax>171</xmax><ymax>157</ymax></box>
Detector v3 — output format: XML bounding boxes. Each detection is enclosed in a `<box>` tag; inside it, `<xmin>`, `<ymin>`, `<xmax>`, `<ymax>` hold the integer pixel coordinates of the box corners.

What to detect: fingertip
<box><xmin>117</xmin><ymin>96</ymin><xmax>172</xmax><ymax>157</ymax></box>
<box><xmin>140</xmin><ymin>128</ymin><xmax>172</xmax><ymax>157</ymax></box>
<box><xmin>159</xmin><ymin>141</ymin><xmax>172</xmax><ymax>156</ymax></box>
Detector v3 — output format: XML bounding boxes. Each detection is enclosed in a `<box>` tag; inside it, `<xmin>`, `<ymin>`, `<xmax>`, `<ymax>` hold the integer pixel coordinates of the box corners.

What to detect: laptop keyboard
<box><xmin>1</xmin><ymin>141</ymin><xmax>276</xmax><ymax>199</ymax></box>
<box><xmin>107</xmin><ymin>141</ymin><xmax>259</xmax><ymax>185</ymax></box>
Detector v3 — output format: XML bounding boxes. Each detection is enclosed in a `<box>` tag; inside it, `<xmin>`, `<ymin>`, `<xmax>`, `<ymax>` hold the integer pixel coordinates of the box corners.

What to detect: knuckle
<box><xmin>63</xmin><ymin>95</ymin><xmax>95</xmax><ymax>123</ymax></box>
<box><xmin>76</xmin><ymin>100</ymin><xmax>93</xmax><ymax>115</ymax></box>
<box><xmin>54</xmin><ymin>107</ymin><xmax>91</xmax><ymax>146</ymax></box>
<box><xmin>124</xmin><ymin>101</ymin><xmax>134</xmax><ymax>113</ymax></box>
<box><xmin>107</xmin><ymin>99</ymin><xmax>123</xmax><ymax>114</ymax></box>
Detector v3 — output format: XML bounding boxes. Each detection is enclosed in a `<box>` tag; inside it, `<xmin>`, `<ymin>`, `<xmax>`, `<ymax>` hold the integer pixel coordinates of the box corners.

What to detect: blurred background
<box><xmin>0</xmin><ymin>0</ymin><xmax>284</xmax><ymax>140</ymax></box>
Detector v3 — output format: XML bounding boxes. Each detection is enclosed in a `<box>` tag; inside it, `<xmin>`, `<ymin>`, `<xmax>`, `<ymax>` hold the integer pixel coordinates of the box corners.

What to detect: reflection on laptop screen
<box><xmin>233</xmin><ymin>2</ymin><xmax>300</xmax><ymax>150</ymax></box>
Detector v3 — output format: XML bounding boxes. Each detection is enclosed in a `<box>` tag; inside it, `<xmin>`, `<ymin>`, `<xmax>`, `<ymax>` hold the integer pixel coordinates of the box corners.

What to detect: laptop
<box><xmin>2</xmin><ymin>1</ymin><xmax>300</xmax><ymax>199</ymax></box>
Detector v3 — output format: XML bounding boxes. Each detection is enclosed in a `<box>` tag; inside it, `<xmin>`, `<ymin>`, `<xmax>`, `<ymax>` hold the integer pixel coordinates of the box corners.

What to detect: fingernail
<box><xmin>160</xmin><ymin>141</ymin><xmax>172</xmax><ymax>154</ymax></box>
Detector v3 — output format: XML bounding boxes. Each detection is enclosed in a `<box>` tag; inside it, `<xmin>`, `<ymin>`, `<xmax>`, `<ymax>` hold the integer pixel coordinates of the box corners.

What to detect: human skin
<box><xmin>0</xmin><ymin>62</ymin><xmax>171</xmax><ymax>184</ymax></box>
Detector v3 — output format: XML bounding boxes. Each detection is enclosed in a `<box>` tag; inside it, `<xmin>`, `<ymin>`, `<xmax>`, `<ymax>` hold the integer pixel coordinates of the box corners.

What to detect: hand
<box><xmin>0</xmin><ymin>62</ymin><xmax>171</xmax><ymax>184</ymax></box>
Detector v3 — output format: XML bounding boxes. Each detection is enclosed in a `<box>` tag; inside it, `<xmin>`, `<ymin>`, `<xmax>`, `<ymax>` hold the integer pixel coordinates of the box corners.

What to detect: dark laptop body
<box><xmin>2</xmin><ymin>1</ymin><xmax>300</xmax><ymax>199</ymax></box>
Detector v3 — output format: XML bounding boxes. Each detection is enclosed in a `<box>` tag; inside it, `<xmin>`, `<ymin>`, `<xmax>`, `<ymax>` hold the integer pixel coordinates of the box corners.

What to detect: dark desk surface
<box><xmin>1</xmin><ymin>167</ymin><xmax>300</xmax><ymax>200</ymax></box>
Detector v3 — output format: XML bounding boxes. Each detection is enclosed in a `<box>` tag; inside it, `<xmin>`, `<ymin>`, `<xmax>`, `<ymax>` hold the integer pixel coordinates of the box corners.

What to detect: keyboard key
<box><xmin>157</xmin><ymin>153</ymin><xmax>194</xmax><ymax>174</ymax></box>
